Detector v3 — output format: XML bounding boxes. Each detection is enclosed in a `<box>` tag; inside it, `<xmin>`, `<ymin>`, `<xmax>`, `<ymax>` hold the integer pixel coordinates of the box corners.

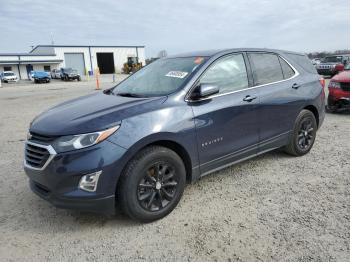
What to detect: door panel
<box><xmin>189</xmin><ymin>53</ymin><xmax>259</xmax><ymax>175</ymax></box>
<box><xmin>191</xmin><ymin>90</ymin><xmax>259</xmax><ymax>174</ymax></box>
<box><xmin>247</xmin><ymin>52</ymin><xmax>305</xmax><ymax>151</ymax></box>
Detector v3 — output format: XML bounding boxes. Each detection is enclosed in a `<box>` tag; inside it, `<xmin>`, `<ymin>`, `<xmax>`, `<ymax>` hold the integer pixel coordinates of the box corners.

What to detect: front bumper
<box><xmin>30</xmin><ymin>180</ymin><xmax>116</xmax><ymax>213</ymax></box>
<box><xmin>328</xmin><ymin>88</ymin><xmax>350</xmax><ymax>107</ymax></box>
<box><xmin>24</xmin><ymin>140</ymin><xmax>127</xmax><ymax>215</ymax></box>
<box><xmin>34</xmin><ymin>78</ymin><xmax>50</xmax><ymax>82</ymax></box>
<box><xmin>317</xmin><ymin>68</ymin><xmax>335</xmax><ymax>75</ymax></box>
<box><xmin>65</xmin><ymin>75</ymin><xmax>80</xmax><ymax>80</ymax></box>
<box><xmin>3</xmin><ymin>78</ymin><xmax>18</xmax><ymax>82</ymax></box>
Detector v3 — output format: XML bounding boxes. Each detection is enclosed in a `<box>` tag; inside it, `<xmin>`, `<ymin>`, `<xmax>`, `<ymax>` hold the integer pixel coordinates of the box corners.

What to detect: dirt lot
<box><xmin>0</xmin><ymin>77</ymin><xmax>349</xmax><ymax>262</ymax></box>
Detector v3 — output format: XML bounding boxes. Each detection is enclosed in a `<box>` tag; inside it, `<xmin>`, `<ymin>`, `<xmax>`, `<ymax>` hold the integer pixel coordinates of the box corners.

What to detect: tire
<box><xmin>77</xmin><ymin>77</ymin><xmax>81</xmax><ymax>81</ymax></box>
<box><xmin>326</xmin><ymin>96</ymin><xmax>338</xmax><ymax>113</ymax></box>
<box><xmin>326</xmin><ymin>105</ymin><xmax>337</xmax><ymax>113</ymax></box>
<box><xmin>118</xmin><ymin>146</ymin><xmax>186</xmax><ymax>222</ymax></box>
<box><xmin>284</xmin><ymin>109</ymin><xmax>317</xmax><ymax>156</ymax></box>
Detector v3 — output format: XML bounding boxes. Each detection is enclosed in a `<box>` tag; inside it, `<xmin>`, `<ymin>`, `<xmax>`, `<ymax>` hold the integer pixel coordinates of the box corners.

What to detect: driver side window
<box><xmin>199</xmin><ymin>54</ymin><xmax>249</xmax><ymax>95</ymax></box>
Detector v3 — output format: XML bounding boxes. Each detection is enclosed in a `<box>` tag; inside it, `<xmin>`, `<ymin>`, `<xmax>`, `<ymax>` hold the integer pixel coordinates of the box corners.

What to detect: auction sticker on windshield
<box><xmin>165</xmin><ymin>71</ymin><xmax>188</xmax><ymax>78</ymax></box>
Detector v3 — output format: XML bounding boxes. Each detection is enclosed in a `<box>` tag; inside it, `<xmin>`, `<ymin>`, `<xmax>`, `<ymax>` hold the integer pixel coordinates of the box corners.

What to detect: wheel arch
<box><xmin>303</xmin><ymin>105</ymin><xmax>319</xmax><ymax>127</ymax></box>
<box><xmin>115</xmin><ymin>136</ymin><xmax>197</xmax><ymax>193</ymax></box>
<box><xmin>147</xmin><ymin>140</ymin><xmax>193</xmax><ymax>183</ymax></box>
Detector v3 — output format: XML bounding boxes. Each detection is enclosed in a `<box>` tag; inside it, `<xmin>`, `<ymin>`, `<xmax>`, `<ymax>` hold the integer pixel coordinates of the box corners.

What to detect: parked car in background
<box><xmin>32</xmin><ymin>71</ymin><xmax>51</xmax><ymax>83</ymax></box>
<box><xmin>24</xmin><ymin>48</ymin><xmax>325</xmax><ymax>222</ymax></box>
<box><xmin>61</xmin><ymin>68</ymin><xmax>81</xmax><ymax>81</ymax></box>
<box><xmin>1</xmin><ymin>71</ymin><xmax>18</xmax><ymax>83</ymax></box>
<box><xmin>327</xmin><ymin>62</ymin><xmax>350</xmax><ymax>112</ymax></box>
<box><xmin>316</xmin><ymin>54</ymin><xmax>350</xmax><ymax>76</ymax></box>
<box><xmin>51</xmin><ymin>69</ymin><xmax>61</xmax><ymax>79</ymax></box>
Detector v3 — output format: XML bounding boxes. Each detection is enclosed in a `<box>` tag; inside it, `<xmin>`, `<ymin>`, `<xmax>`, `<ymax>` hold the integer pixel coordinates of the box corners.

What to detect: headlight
<box><xmin>328</xmin><ymin>81</ymin><xmax>341</xmax><ymax>89</ymax></box>
<box><xmin>52</xmin><ymin>126</ymin><xmax>119</xmax><ymax>152</ymax></box>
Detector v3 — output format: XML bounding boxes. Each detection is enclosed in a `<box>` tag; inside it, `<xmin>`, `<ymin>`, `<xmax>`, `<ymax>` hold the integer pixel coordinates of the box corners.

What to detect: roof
<box><xmin>0</xmin><ymin>53</ymin><xmax>56</xmax><ymax>56</ymax></box>
<box><xmin>168</xmin><ymin>48</ymin><xmax>305</xmax><ymax>58</ymax></box>
<box><xmin>0</xmin><ymin>59</ymin><xmax>63</xmax><ymax>65</ymax></box>
<box><xmin>30</xmin><ymin>44</ymin><xmax>145</xmax><ymax>53</ymax></box>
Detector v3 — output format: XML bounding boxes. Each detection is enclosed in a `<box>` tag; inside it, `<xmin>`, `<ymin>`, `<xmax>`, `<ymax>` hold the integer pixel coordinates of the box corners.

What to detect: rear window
<box><xmin>285</xmin><ymin>53</ymin><xmax>317</xmax><ymax>74</ymax></box>
<box><xmin>279</xmin><ymin>57</ymin><xmax>295</xmax><ymax>79</ymax></box>
<box><xmin>248</xmin><ymin>53</ymin><xmax>284</xmax><ymax>86</ymax></box>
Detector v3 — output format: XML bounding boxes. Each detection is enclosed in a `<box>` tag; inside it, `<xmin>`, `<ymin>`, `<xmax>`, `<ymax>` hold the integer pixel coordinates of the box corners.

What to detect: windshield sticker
<box><xmin>165</xmin><ymin>71</ymin><xmax>188</xmax><ymax>78</ymax></box>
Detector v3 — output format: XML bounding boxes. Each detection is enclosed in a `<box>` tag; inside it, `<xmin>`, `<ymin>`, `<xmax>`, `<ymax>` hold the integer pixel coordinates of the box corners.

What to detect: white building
<box><xmin>0</xmin><ymin>45</ymin><xmax>145</xmax><ymax>80</ymax></box>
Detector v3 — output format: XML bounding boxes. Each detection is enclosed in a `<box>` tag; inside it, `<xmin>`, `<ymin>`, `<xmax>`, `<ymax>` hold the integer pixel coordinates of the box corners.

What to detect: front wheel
<box><xmin>118</xmin><ymin>146</ymin><xmax>186</xmax><ymax>222</ymax></box>
<box><xmin>284</xmin><ymin>109</ymin><xmax>317</xmax><ymax>156</ymax></box>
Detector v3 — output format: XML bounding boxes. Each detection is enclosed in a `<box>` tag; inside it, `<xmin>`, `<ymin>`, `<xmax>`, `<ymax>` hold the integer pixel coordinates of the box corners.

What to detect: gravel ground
<box><xmin>0</xmin><ymin>78</ymin><xmax>349</xmax><ymax>262</ymax></box>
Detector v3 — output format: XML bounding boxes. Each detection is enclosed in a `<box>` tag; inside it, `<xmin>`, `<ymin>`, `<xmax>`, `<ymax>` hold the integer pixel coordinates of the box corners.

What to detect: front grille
<box><xmin>341</xmin><ymin>82</ymin><xmax>350</xmax><ymax>92</ymax></box>
<box><xmin>29</xmin><ymin>132</ymin><xmax>56</xmax><ymax>143</ymax></box>
<box><xmin>25</xmin><ymin>143</ymin><xmax>51</xmax><ymax>169</ymax></box>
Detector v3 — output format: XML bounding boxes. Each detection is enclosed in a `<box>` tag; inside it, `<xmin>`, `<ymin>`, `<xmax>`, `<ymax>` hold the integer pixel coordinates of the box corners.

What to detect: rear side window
<box><xmin>279</xmin><ymin>57</ymin><xmax>295</xmax><ymax>79</ymax></box>
<box><xmin>248</xmin><ymin>53</ymin><xmax>284</xmax><ymax>85</ymax></box>
<box><xmin>285</xmin><ymin>53</ymin><xmax>317</xmax><ymax>74</ymax></box>
<box><xmin>199</xmin><ymin>53</ymin><xmax>248</xmax><ymax>94</ymax></box>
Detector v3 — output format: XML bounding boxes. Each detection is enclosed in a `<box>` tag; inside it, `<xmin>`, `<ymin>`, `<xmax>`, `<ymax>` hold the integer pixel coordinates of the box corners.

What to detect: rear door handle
<box><xmin>292</xmin><ymin>83</ymin><xmax>301</xmax><ymax>89</ymax></box>
<box><xmin>243</xmin><ymin>95</ymin><xmax>257</xmax><ymax>102</ymax></box>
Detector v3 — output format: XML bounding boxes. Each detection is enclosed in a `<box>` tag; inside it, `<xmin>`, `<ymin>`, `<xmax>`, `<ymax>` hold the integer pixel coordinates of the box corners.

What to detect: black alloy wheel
<box><xmin>284</xmin><ymin>109</ymin><xmax>317</xmax><ymax>156</ymax></box>
<box><xmin>137</xmin><ymin>162</ymin><xmax>178</xmax><ymax>212</ymax></box>
<box><xmin>118</xmin><ymin>146</ymin><xmax>186</xmax><ymax>222</ymax></box>
<box><xmin>297</xmin><ymin>117</ymin><xmax>315</xmax><ymax>150</ymax></box>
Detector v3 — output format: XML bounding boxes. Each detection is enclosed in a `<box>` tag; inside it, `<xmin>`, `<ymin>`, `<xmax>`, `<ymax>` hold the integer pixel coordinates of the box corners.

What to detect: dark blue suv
<box><xmin>24</xmin><ymin>49</ymin><xmax>325</xmax><ymax>222</ymax></box>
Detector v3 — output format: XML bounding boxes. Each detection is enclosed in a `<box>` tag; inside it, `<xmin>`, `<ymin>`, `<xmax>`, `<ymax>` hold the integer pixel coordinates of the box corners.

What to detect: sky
<box><xmin>0</xmin><ymin>0</ymin><xmax>349</xmax><ymax>58</ymax></box>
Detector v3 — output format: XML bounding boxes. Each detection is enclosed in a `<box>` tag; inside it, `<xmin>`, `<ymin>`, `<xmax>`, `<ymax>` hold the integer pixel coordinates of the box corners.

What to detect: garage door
<box><xmin>64</xmin><ymin>53</ymin><xmax>85</xmax><ymax>75</ymax></box>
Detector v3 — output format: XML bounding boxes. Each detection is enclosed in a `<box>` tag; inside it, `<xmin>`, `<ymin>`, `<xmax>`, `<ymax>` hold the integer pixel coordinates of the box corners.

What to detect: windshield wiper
<box><xmin>116</xmin><ymin>92</ymin><xmax>144</xmax><ymax>98</ymax></box>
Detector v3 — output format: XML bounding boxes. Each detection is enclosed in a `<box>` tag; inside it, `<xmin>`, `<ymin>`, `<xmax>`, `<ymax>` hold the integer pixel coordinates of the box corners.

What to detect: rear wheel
<box><xmin>284</xmin><ymin>110</ymin><xmax>317</xmax><ymax>156</ymax></box>
<box><xmin>118</xmin><ymin>146</ymin><xmax>186</xmax><ymax>222</ymax></box>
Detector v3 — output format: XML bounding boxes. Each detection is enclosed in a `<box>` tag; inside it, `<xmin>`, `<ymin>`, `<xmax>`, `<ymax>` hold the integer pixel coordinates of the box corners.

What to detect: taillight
<box><xmin>319</xmin><ymin>77</ymin><xmax>325</xmax><ymax>89</ymax></box>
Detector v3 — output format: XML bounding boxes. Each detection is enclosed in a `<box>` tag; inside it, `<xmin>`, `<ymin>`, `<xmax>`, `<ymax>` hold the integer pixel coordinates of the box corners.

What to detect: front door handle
<box><xmin>243</xmin><ymin>95</ymin><xmax>257</xmax><ymax>102</ymax></box>
<box><xmin>292</xmin><ymin>83</ymin><xmax>301</xmax><ymax>89</ymax></box>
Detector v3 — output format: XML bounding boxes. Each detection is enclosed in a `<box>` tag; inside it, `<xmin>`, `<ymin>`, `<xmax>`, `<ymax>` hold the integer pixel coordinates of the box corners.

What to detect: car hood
<box><xmin>30</xmin><ymin>92</ymin><xmax>167</xmax><ymax>136</ymax></box>
<box><xmin>318</xmin><ymin>62</ymin><xmax>338</xmax><ymax>66</ymax></box>
<box><xmin>332</xmin><ymin>70</ymin><xmax>350</xmax><ymax>82</ymax></box>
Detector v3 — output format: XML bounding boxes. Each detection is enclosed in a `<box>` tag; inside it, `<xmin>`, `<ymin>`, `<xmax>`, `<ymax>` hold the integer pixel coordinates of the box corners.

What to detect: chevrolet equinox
<box><xmin>24</xmin><ymin>49</ymin><xmax>325</xmax><ymax>222</ymax></box>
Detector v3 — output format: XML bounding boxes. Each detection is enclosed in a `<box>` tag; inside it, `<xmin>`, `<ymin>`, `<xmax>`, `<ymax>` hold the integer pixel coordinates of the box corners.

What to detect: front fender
<box><xmin>107</xmin><ymin>105</ymin><xmax>200</xmax><ymax>182</ymax></box>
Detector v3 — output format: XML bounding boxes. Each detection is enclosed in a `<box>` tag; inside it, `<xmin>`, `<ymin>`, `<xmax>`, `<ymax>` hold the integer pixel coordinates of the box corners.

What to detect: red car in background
<box><xmin>327</xmin><ymin>63</ymin><xmax>350</xmax><ymax>112</ymax></box>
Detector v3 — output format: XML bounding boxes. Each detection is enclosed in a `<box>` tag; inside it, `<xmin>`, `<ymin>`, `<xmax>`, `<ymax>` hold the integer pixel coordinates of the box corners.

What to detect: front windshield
<box><xmin>4</xmin><ymin>72</ymin><xmax>14</xmax><ymax>76</ymax></box>
<box><xmin>112</xmin><ymin>57</ymin><xmax>207</xmax><ymax>97</ymax></box>
<box><xmin>323</xmin><ymin>56</ymin><xmax>342</xmax><ymax>63</ymax></box>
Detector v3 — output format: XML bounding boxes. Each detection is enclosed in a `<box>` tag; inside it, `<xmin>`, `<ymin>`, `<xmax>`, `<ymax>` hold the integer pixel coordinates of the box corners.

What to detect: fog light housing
<box><xmin>79</xmin><ymin>171</ymin><xmax>102</xmax><ymax>192</ymax></box>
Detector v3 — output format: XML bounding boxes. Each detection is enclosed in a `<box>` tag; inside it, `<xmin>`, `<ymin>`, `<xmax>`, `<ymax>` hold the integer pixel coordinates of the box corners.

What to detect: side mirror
<box><xmin>191</xmin><ymin>83</ymin><xmax>219</xmax><ymax>100</ymax></box>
